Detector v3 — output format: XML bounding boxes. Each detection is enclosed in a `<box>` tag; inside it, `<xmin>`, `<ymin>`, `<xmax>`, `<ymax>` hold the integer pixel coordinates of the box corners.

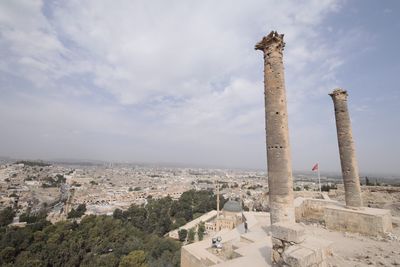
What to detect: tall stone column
<box><xmin>255</xmin><ymin>31</ymin><xmax>295</xmax><ymax>224</ymax></box>
<box><xmin>329</xmin><ymin>89</ymin><xmax>363</xmax><ymax>208</ymax></box>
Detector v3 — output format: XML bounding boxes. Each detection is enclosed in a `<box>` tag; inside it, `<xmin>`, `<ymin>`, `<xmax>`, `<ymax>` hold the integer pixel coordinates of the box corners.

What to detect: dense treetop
<box><xmin>0</xmin><ymin>190</ymin><xmax>224</xmax><ymax>267</ymax></box>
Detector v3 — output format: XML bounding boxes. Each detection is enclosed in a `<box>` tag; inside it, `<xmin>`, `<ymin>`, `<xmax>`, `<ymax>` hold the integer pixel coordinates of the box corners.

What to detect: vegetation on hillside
<box><xmin>14</xmin><ymin>161</ymin><xmax>50</xmax><ymax>167</ymax></box>
<box><xmin>113</xmin><ymin>189</ymin><xmax>226</xmax><ymax>236</ymax></box>
<box><xmin>41</xmin><ymin>174</ymin><xmax>66</xmax><ymax>188</ymax></box>
<box><xmin>0</xmin><ymin>190</ymin><xmax>224</xmax><ymax>267</ymax></box>
<box><xmin>0</xmin><ymin>208</ymin><xmax>15</xmax><ymax>227</ymax></box>
<box><xmin>67</xmin><ymin>204</ymin><xmax>87</xmax><ymax>219</ymax></box>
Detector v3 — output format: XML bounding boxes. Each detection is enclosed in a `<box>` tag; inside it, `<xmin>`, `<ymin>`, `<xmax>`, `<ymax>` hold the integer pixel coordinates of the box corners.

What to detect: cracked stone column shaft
<box><xmin>255</xmin><ymin>31</ymin><xmax>295</xmax><ymax>224</ymax></box>
<box><xmin>329</xmin><ymin>88</ymin><xmax>363</xmax><ymax>208</ymax></box>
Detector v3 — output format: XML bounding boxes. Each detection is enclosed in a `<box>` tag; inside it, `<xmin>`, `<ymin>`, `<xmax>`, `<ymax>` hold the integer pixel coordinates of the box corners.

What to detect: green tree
<box><xmin>67</xmin><ymin>204</ymin><xmax>86</xmax><ymax>219</ymax></box>
<box><xmin>145</xmin><ymin>236</ymin><xmax>180</xmax><ymax>267</ymax></box>
<box><xmin>0</xmin><ymin>247</ymin><xmax>16</xmax><ymax>264</ymax></box>
<box><xmin>19</xmin><ymin>209</ymin><xmax>48</xmax><ymax>224</ymax></box>
<box><xmin>81</xmin><ymin>253</ymin><xmax>119</xmax><ymax>267</ymax></box>
<box><xmin>188</xmin><ymin>228</ymin><xmax>195</xmax><ymax>243</ymax></box>
<box><xmin>0</xmin><ymin>192</ymin><xmax>208</xmax><ymax>267</ymax></box>
<box><xmin>113</xmin><ymin>208</ymin><xmax>124</xmax><ymax>220</ymax></box>
<box><xmin>321</xmin><ymin>184</ymin><xmax>337</xmax><ymax>192</ymax></box>
<box><xmin>0</xmin><ymin>207</ymin><xmax>15</xmax><ymax>226</ymax></box>
<box><xmin>119</xmin><ymin>250</ymin><xmax>148</xmax><ymax>267</ymax></box>
<box><xmin>13</xmin><ymin>251</ymin><xmax>43</xmax><ymax>267</ymax></box>
<box><xmin>123</xmin><ymin>206</ymin><xmax>147</xmax><ymax>232</ymax></box>
<box><xmin>144</xmin><ymin>197</ymin><xmax>172</xmax><ymax>236</ymax></box>
<box><xmin>172</xmin><ymin>217</ymin><xmax>186</xmax><ymax>229</ymax></box>
<box><xmin>197</xmin><ymin>222</ymin><xmax>205</xmax><ymax>241</ymax></box>
<box><xmin>178</xmin><ymin>229</ymin><xmax>187</xmax><ymax>242</ymax></box>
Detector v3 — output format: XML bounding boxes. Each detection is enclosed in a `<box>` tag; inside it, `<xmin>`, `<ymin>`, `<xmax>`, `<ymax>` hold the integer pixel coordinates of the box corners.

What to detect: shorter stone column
<box><xmin>329</xmin><ymin>89</ymin><xmax>363</xmax><ymax>208</ymax></box>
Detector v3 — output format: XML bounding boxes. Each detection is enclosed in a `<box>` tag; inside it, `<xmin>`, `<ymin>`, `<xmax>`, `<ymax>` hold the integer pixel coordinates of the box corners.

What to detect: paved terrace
<box><xmin>181</xmin><ymin>211</ymin><xmax>272</xmax><ymax>267</ymax></box>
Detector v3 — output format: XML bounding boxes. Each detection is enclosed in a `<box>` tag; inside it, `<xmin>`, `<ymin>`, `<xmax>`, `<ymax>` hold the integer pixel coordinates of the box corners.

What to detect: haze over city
<box><xmin>1</xmin><ymin>0</ymin><xmax>399</xmax><ymax>174</ymax></box>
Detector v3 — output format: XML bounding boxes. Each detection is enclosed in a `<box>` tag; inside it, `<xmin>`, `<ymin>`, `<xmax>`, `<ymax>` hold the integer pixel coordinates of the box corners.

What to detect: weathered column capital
<box><xmin>329</xmin><ymin>88</ymin><xmax>348</xmax><ymax>101</ymax></box>
<box><xmin>255</xmin><ymin>31</ymin><xmax>285</xmax><ymax>53</ymax></box>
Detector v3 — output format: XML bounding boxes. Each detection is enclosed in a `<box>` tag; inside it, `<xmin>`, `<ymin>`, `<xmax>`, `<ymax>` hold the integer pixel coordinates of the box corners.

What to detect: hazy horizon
<box><xmin>1</xmin><ymin>1</ymin><xmax>400</xmax><ymax>174</ymax></box>
<box><xmin>2</xmin><ymin>155</ymin><xmax>400</xmax><ymax>178</ymax></box>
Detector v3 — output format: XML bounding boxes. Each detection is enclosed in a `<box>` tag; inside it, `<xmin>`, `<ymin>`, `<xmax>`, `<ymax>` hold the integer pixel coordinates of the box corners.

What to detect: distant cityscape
<box><xmin>1</xmin><ymin>157</ymin><xmax>399</xmax><ymax>227</ymax></box>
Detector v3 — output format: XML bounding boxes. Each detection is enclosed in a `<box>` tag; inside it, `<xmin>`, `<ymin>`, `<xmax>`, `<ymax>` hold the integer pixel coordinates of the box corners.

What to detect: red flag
<box><xmin>312</xmin><ymin>163</ymin><xmax>318</xmax><ymax>171</ymax></box>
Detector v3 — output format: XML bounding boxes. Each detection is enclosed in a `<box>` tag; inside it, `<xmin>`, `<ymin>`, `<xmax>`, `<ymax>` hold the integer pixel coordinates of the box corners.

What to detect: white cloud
<box><xmin>0</xmin><ymin>0</ymin><xmax>350</xmax><ymax>169</ymax></box>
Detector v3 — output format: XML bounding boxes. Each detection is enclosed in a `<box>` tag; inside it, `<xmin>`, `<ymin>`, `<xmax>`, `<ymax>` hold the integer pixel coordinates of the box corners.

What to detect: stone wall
<box><xmin>295</xmin><ymin>198</ymin><xmax>339</xmax><ymax>223</ymax></box>
<box><xmin>324</xmin><ymin>205</ymin><xmax>392</xmax><ymax>236</ymax></box>
<box><xmin>295</xmin><ymin>198</ymin><xmax>393</xmax><ymax>237</ymax></box>
<box><xmin>181</xmin><ymin>246</ymin><xmax>216</xmax><ymax>267</ymax></box>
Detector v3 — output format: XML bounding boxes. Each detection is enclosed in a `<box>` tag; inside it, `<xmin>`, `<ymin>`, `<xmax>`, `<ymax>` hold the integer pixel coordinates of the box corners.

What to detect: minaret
<box><xmin>329</xmin><ymin>88</ymin><xmax>363</xmax><ymax>208</ymax></box>
<box><xmin>255</xmin><ymin>31</ymin><xmax>295</xmax><ymax>224</ymax></box>
<box><xmin>216</xmin><ymin>180</ymin><xmax>220</xmax><ymax>219</ymax></box>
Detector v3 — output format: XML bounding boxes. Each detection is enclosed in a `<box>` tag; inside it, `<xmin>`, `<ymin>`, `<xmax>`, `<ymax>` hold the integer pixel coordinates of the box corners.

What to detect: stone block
<box><xmin>271</xmin><ymin>237</ymin><xmax>283</xmax><ymax>247</ymax></box>
<box><xmin>271</xmin><ymin>222</ymin><xmax>305</xmax><ymax>243</ymax></box>
<box><xmin>300</xmin><ymin>237</ymin><xmax>333</xmax><ymax>261</ymax></box>
<box><xmin>282</xmin><ymin>237</ymin><xmax>332</xmax><ymax>267</ymax></box>
<box><xmin>283</xmin><ymin>246</ymin><xmax>318</xmax><ymax>267</ymax></box>
<box><xmin>324</xmin><ymin>205</ymin><xmax>392</xmax><ymax>236</ymax></box>
<box><xmin>272</xmin><ymin>249</ymin><xmax>282</xmax><ymax>263</ymax></box>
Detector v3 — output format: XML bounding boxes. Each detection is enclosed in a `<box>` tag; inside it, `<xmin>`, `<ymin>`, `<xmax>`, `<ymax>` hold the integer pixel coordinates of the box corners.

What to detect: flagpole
<box><xmin>318</xmin><ymin>163</ymin><xmax>321</xmax><ymax>192</ymax></box>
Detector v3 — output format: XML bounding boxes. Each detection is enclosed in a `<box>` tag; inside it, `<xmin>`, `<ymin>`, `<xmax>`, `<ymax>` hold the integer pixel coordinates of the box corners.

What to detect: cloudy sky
<box><xmin>0</xmin><ymin>0</ymin><xmax>399</xmax><ymax>174</ymax></box>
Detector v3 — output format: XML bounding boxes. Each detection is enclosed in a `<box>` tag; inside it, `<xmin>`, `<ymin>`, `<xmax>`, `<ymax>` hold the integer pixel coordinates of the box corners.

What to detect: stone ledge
<box><xmin>324</xmin><ymin>205</ymin><xmax>392</xmax><ymax>236</ymax></box>
<box><xmin>271</xmin><ymin>222</ymin><xmax>305</xmax><ymax>243</ymax></box>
